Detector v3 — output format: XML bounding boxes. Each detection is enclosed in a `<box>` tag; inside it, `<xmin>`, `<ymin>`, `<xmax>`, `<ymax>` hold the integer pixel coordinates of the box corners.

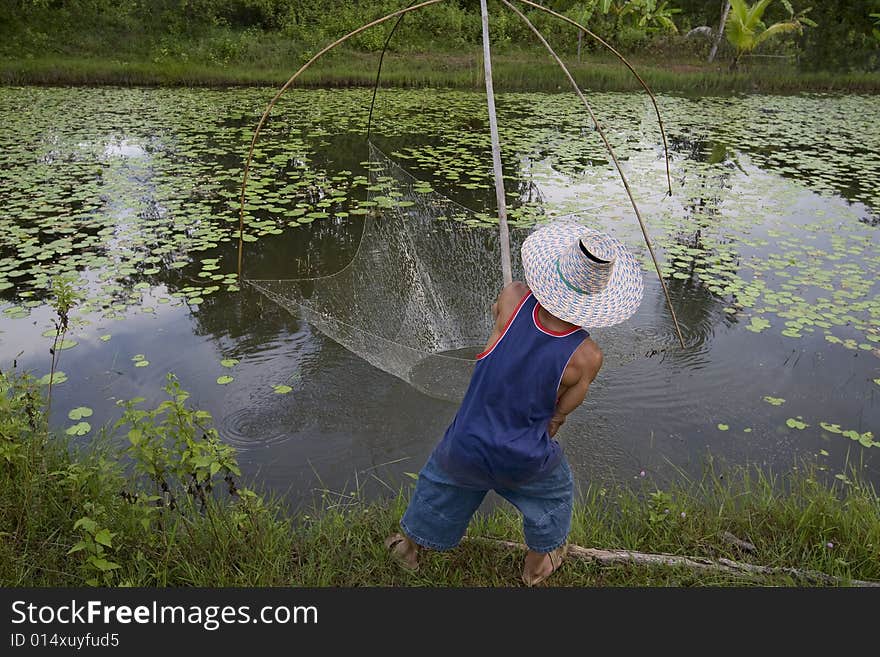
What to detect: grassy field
<box><xmin>2</xmin><ymin>371</ymin><xmax>878</xmax><ymax>588</ymax></box>
<box><xmin>2</xmin><ymin>49</ymin><xmax>880</xmax><ymax>94</ymax></box>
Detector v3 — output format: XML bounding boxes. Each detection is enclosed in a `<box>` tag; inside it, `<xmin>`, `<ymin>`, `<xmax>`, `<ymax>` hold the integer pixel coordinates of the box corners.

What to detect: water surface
<box><xmin>0</xmin><ymin>87</ymin><xmax>877</xmax><ymax>506</ymax></box>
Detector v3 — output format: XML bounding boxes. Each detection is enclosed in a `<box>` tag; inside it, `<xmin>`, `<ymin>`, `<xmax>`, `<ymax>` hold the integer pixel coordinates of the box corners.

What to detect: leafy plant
<box><xmin>619</xmin><ymin>0</ymin><xmax>682</xmax><ymax>34</ymax></box>
<box><xmin>115</xmin><ymin>373</ymin><xmax>241</xmax><ymax>511</ymax></box>
<box><xmin>46</xmin><ymin>275</ymin><xmax>81</xmax><ymax>416</ymax></box>
<box><xmin>67</xmin><ymin>515</ymin><xmax>121</xmax><ymax>586</ymax></box>
<box><xmin>647</xmin><ymin>489</ymin><xmax>678</xmax><ymax>523</ymax></box>
<box><xmin>725</xmin><ymin>0</ymin><xmax>816</xmax><ymax>69</ymax></box>
<box><xmin>0</xmin><ymin>370</ymin><xmax>42</xmax><ymax>466</ymax></box>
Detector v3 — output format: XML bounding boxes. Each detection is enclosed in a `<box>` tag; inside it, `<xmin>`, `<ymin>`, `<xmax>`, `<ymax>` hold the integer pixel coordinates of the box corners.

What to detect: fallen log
<box><xmin>466</xmin><ymin>537</ymin><xmax>880</xmax><ymax>587</ymax></box>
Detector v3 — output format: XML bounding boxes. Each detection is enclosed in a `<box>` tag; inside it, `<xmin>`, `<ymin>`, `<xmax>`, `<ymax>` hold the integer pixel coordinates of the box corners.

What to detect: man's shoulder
<box><xmin>502</xmin><ymin>281</ymin><xmax>530</xmax><ymax>302</ymax></box>
<box><xmin>571</xmin><ymin>338</ymin><xmax>603</xmax><ymax>381</ymax></box>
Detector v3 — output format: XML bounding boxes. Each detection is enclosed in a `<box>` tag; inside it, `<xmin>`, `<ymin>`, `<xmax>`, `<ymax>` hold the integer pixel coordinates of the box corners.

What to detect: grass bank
<box><xmin>2</xmin><ymin>370</ymin><xmax>879</xmax><ymax>587</ymax></box>
<box><xmin>3</xmin><ymin>51</ymin><xmax>880</xmax><ymax>94</ymax></box>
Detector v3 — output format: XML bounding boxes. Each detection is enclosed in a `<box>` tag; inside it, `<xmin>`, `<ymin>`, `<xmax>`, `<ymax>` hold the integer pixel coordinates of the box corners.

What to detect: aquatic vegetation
<box><xmin>65</xmin><ymin>421</ymin><xmax>91</xmax><ymax>436</ymax></box>
<box><xmin>0</xmin><ymin>86</ymin><xmax>876</xmax><ymax>470</ymax></box>
<box><xmin>68</xmin><ymin>406</ymin><xmax>93</xmax><ymax>420</ymax></box>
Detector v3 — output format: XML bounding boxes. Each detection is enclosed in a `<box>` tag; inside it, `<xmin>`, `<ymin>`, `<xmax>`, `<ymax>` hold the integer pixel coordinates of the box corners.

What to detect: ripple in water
<box><xmin>220</xmin><ymin>406</ymin><xmax>292</xmax><ymax>450</ymax></box>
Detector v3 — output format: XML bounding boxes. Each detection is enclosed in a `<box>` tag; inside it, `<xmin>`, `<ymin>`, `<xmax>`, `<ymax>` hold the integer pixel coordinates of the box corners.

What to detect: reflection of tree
<box><xmin>671</xmin><ymin>135</ymin><xmax>743</xmax><ymax>226</ymax></box>
<box><xmin>186</xmin><ymin>279</ymin><xmax>294</xmax><ymax>344</ymax></box>
<box><xmin>662</xmin><ymin>135</ymin><xmax>744</xmax><ymax>343</ymax></box>
<box><xmin>659</xmin><ymin>254</ymin><xmax>735</xmax><ymax>349</ymax></box>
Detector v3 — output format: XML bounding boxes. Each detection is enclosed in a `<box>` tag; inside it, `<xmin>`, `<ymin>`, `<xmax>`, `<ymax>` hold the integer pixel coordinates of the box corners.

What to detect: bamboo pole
<box><xmin>237</xmin><ymin>0</ymin><xmax>447</xmax><ymax>280</ymax></box>
<box><xmin>480</xmin><ymin>0</ymin><xmax>513</xmax><ymax>286</ymax></box>
<box><xmin>514</xmin><ymin>0</ymin><xmax>672</xmax><ymax>197</ymax></box>
<box><xmin>503</xmin><ymin>0</ymin><xmax>685</xmax><ymax>348</ymax></box>
<box><xmin>367</xmin><ymin>1</ymin><xmax>419</xmax><ymax>141</ymax></box>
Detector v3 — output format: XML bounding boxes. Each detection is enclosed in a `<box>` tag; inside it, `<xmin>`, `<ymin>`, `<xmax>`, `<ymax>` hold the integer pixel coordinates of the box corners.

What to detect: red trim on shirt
<box><xmin>533</xmin><ymin>304</ymin><xmax>580</xmax><ymax>337</ymax></box>
<box><xmin>476</xmin><ymin>292</ymin><xmax>531</xmax><ymax>360</ymax></box>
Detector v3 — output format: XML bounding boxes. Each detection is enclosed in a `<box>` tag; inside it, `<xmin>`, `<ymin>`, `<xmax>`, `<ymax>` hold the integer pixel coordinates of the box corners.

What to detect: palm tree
<box><xmin>725</xmin><ymin>0</ymin><xmax>813</xmax><ymax>69</ymax></box>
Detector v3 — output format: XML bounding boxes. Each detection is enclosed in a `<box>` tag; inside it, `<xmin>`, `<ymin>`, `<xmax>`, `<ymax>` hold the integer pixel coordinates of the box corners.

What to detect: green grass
<box><xmin>292</xmin><ymin>465</ymin><xmax>880</xmax><ymax>586</ymax></box>
<box><xmin>3</xmin><ymin>50</ymin><xmax>879</xmax><ymax>94</ymax></box>
<box><xmin>2</xmin><ymin>370</ymin><xmax>879</xmax><ymax>587</ymax></box>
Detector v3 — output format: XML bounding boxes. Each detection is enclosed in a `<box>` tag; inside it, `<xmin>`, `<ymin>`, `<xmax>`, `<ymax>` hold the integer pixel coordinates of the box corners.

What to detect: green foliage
<box><xmin>0</xmin><ymin>371</ymin><xmax>43</xmax><ymax>466</ymax></box>
<box><xmin>792</xmin><ymin>0</ymin><xmax>880</xmax><ymax>71</ymax></box>
<box><xmin>50</xmin><ymin>274</ymin><xmax>80</xmax><ymax>322</ymax></box>
<box><xmin>2</xmin><ymin>368</ymin><xmax>880</xmax><ymax>586</ymax></box>
<box><xmin>115</xmin><ymin>373</ymin><xmax>241</xmax><ymax>509</ymax></box>
<box><xmin>1</xmin><ymin>0</ymin><xmax>875</xmax><ymax>72</ymax></box>
<box><xmin>68</xmin><ymin>516</ymin><xmax>121</xmax><ymax>586</ymax></box>
<box><xmin>725</xmin><ymin>0</ymin><xmax>813</xmax><ymax>68</ymax></box>
<box><xmin>0</xmin><ymin>370</ymin><xmax>290</xmax><ymax>586</ymax></box>
<box><xmin>45</xmin><ymin>275</ymin><xmax>82</xmax><ymax>414</ymax></box>
<box><xmin>556</xmin><ymin>0</ymin><xmax>681</xmax><ymax>51</ymax></box>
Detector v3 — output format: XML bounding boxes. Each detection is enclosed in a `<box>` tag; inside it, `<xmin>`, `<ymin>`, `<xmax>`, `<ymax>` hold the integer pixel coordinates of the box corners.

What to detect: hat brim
<box><xmin>521</xmin><ymin>221</ymin><xmax>644</xmax><ymax>328</ymax></box>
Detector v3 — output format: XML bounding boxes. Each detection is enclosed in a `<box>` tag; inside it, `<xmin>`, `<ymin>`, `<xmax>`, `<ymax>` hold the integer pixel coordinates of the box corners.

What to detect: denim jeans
<box><xmin>400</xmin><ymin>450</ymin><xmax>574</xmax><ymax>553</ymax></box>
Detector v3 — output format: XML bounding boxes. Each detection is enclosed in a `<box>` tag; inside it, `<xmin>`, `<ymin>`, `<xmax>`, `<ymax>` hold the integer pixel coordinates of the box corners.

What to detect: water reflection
<box><xmin>0</xmin><ymin>88</ymin><xmax>876</xmax><ymax>507</ymax></box>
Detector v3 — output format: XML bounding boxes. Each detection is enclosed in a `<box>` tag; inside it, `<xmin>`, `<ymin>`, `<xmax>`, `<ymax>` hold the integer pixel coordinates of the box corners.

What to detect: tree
<box><xmin>725</xmin><ymin>0</ymin><xmax>815</xmax><ymax>69</ymax></box>
<box><xmin>791</xmin><ymin>0</ymin><xmax>879</xmax><ymax>71</ymax></box>
<box><xmin>708</xmin><ymin>1</ymin><xmax>731</xmax><ymax>63</ymax></box>
<box><xmin>564</xmin><ymin>2</ymin><xmax>594</xmax><ymax>62</ymax></box>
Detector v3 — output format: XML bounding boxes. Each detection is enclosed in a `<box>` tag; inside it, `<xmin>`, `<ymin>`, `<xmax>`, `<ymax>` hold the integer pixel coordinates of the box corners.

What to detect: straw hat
<box><xmin>521</xmin><ymin>220</ymin><xmax>643</xmax><ymax>328</ymax></box>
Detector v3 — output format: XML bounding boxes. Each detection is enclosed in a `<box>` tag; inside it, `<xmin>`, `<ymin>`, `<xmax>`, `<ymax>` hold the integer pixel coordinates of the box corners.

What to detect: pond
<box><xmin>0</xmin><ymin>86</ymin><xmax>877</xmax><ymax>507</ymax></box>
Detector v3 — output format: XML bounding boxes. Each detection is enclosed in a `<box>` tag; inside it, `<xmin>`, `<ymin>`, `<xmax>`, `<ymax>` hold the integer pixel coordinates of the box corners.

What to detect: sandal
<box><xmin>522</xmin><ymin>544</ymin><xmax>567</xmax><ymax>586</ymax></box>
<box><xmin>384</xmin><ymin>532</ymin><xmax>420</xmax><ymax>572</ymax></box>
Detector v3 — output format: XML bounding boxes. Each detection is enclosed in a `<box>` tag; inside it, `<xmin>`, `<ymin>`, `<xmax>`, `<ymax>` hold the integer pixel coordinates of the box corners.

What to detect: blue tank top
<box><xmin>433</xmin><ymin>292</ymin><xmax>589</xmax><ymax>490</ymax></box>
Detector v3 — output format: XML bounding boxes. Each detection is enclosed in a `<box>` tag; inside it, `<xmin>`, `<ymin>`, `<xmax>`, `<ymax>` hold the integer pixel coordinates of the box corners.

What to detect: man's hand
<box><xmin>548</xmin><ymin>412</ymin><xmax>566</xmax><ymax>438</ymax></box>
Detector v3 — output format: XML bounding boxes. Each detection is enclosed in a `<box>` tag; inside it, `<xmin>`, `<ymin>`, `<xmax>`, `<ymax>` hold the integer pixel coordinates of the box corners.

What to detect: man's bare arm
<box><xmin>548</xmin><ymin>342</ymin><xmax>603</xmax><ymax>437</ymax></box>
<box><xmin>492</xmin><ymin>281</ymin><xmax>529</xmax><ymax>328</ymax></box>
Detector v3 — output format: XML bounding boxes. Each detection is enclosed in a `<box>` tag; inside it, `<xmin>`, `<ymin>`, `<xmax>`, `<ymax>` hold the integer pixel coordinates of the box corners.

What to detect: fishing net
<box><xmin>248</xmin><ymin>142</ymin><xmax>671</xmax><ymax>403</ymax></box>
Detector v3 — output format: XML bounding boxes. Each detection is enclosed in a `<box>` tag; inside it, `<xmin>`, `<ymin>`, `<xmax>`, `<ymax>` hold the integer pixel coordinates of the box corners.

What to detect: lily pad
<box><xmin>65</xmin><ymin>422</ymin><xmax>91</xmax><ymax>436</ymax></box>
<box><xmin>273</xmin><ymin>384</ymin><xmax>292</xmax><ymax>394</ymax></box>
<box><xmin>217</xmin><ymin>375</ymin><xmax>234</xmax><ymax>385</ymax></box>
<box><xmin>68</xmin><ymin>406</ymin><xmax>93</xmax><ymax>420</ymax></box>
<box><xmin>819</xmin><ymin>422</ymin><xmax>842</xmax><ymax>434</ymax></box>
<box><xmin>38</xmin><ymin>372</ymin><xmax>67</xmax><ymax>385</ymax></box>
<box><xmin>745</xmin><ymin>317</ymin><xmax>771</xmax><ymax>333</ymax></box>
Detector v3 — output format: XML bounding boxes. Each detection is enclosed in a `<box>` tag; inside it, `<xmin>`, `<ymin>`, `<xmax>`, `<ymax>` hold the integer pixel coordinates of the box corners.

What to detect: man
<box><xmin>385</xmin><ymin>221</ymin><xmax>644</xmax><ymax>585</ymax></box>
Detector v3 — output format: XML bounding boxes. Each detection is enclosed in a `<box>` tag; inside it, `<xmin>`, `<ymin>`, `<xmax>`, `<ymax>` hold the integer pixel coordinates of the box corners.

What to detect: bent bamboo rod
<box><xmin>515</xmin><ymin>0</ymin><xmax>672</xmax><ymax>197</ymax></box>
<box><xmin>237</xmin><ymin>0</ymin><xmax>447</xmax><ymax>280</ymax></box>
<box><xmin>503</xmin><ymin>0</ymin><xmax>685</xmax><ymax>348</ymax></box>
<box><xmin>480</xmin><ymin>0</ymin><xmax>513</xmax><ymax>286</ymax></box>
<box><xmin>366</xmin><ymin>1</ymin><xmax>419</xmax><ymax>141</ymax></box>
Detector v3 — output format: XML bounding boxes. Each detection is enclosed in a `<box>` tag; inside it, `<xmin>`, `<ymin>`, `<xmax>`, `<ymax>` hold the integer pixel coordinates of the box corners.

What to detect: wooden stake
<box><xmin>480</xmin><ymin>0</ymin><xmax>513</xmax><ymax>286</ymax></box>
